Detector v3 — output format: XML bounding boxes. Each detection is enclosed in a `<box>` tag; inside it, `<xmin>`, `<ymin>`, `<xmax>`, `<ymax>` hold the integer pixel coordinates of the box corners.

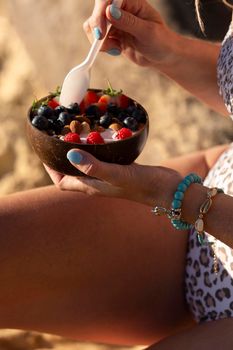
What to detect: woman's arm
<box><xmin>161</xmin><ymin>144</ymin><xmax>232</xmax><ymax>246</ymax></box>
<box><xmin>46</xmin><ymin>143</ymin><xmax>233</xmax><ymax>247</ymax></box>
<box><xmin>160</xmin><ymin>142</ymin><xmax>233</xmax><ymax>247</ymax></box>
<box><xmin>156</xmin><ymin>36</ymin><xmax>227</xmax><ymax>116</ymax></box>
<box><xmin>181</xmin><ymin>182</ymin><xmax>232</xmax><ymax>246</ymax></box>
<box><xmin>86</xmin><ymin>1</ymin><xmax>228</xmax><ymax>116</ymax></box>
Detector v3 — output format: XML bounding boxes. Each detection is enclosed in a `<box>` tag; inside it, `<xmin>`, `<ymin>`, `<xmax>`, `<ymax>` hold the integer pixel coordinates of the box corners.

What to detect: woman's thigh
<box><xmin>1</xmin><ymin>145</ymin><xmax>229</xmax><ymax>344</ymax></box>
<box><xmin>162</xmin><ymin>144</ymin><xmax>229</xmax><ymax>178</ymax></box>
<box><xmin>148</xmin><ymin>318</ymin><xmax>233</xmax><ymax>350</ymax></box>
<box><xmin>0</xmin><ymin>185</ymin><xmax>192</xmax><ymax>345</ymax></box>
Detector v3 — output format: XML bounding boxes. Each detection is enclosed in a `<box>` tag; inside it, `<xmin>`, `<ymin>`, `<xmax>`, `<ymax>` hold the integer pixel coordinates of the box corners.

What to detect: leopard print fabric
<box><xmin>185</xmin><ymin>24</ymin><xmax>233</xmax><ymax>322</ymax></box>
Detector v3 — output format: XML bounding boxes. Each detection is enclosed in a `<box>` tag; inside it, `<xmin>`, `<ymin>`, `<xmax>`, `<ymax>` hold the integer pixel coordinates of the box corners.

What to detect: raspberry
<box><xmin>116</xmin><ymin>127</ymin><xmax>132</xmax><ymax>140</ymax></box>
<box><xmin>86</xmin><ymin>131</ymin><xmax>105</xmax><ymax>145</ymax></box>
<box><xmin>64</xmin><ymin>132</ymin><xmax>81</xmax><ymax>143</ymax></box>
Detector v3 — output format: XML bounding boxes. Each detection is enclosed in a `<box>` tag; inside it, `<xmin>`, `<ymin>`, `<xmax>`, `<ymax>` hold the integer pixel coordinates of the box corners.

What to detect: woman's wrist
<box><xmin>150</xmin><ymin>172</ymin><xmax>208</xmax><ymax>227</ymax></box>
<box><xmin>150</xmin><ymin>29</ymin><xmax>185</xmax><ymax>71</ymax></box>
<box><xmin>150</xmin><ymin>171</ymin><xmax>233</xmax><ymax>247</ymax></box>
<box><xmin>181</xmin><ymin>182</ymin><xmax>208</xmax><ymax>225</ymax></box>
<box><xmin>148</xmin><ymin>167</ymin><xmax>183</xmax><ymax>209</ymax></box>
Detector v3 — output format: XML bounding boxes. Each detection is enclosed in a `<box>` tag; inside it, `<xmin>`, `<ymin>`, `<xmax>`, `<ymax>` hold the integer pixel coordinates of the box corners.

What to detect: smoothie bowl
<box><xmin>27</xmin><ymin>87</ymin><xmax>149</xmax><ymax>176</ymax></box>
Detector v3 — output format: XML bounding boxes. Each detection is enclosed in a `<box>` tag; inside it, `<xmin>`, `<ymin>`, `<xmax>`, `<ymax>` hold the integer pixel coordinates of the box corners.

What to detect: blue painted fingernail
<box><xmin>107</xmin><ymin>48</ymin><xmax>121</xmax><ymax>56</ymax></box>
<box><xmin>109</xmin><ymin>5</ymin><xmax>122</xmax><ymax>20</ymax></box>
<box><xmin>93</xmin><ymin>27</ymin><xmax>102</xmax><ymax>40</ymax></box>
<box><xmin>67</xmin><ymin>151</ymin><xmax>83</xmax><ymax>164</ymax></box>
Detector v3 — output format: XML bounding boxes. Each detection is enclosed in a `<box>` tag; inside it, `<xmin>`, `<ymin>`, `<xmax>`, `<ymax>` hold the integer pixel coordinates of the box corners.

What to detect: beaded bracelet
<box><xmin>171</xmin><ymin>173</ymin><xmax>202</xmax><ymax>230</ymax></box>
<box><xmin>152</xmin><ymin>173</ymin><xmax>202</xmax><ymax>229</ymax></box>
<box><xmin>195</xmin><ymin>187</ymin><xmax>224</xmax><ymax>245</ymax></box>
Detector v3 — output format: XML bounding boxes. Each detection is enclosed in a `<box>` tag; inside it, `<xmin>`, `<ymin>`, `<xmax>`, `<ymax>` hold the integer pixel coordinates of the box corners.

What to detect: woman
<box><xmin>1</xmin><ymin>0</ymin><xmax>233</xmax><ymax>348</ymax></box>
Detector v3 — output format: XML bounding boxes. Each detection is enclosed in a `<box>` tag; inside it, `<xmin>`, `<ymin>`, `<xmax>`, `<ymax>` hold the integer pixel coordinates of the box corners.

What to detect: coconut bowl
<box><xmin>26</xmin><ymin>91</ymin><xmax>149</xmax><ymax>176</ymax></box>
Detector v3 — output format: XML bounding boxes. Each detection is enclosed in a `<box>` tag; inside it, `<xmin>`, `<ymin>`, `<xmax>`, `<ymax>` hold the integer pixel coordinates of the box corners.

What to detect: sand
<box><xmin>0</xmin><ymin>0</ymin><xmax>232</xmax><ymax>348</ymax></box>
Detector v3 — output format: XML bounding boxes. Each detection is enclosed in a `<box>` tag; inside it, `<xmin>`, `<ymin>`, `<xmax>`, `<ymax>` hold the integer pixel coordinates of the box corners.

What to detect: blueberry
<box><xmin>57</xmin><ymin>112</ymin><xmax>73</xmax><ymax>126</ymax></box>
<box><xmin>37</xmin><ymin>105</ymin><xmax>54</xmax><ymax>119</ymax></box>
<box><xmin>67</xmin><ymin>102</ymin><xmax>80</xmax><ymax>115</ymax></box>
<box><xmin>126</xmin><ymin>105</ymin><xmax>138</xmax><ymax>115</ymax></box>
<box><xmin>85</xmin><ymin>105</ymin><xmax>100</xmax><ymax>118</ymax></box>
<box><xmin>48</xmin><ymin>114</ymin><xmax>58</xmax><ymax>121</ymax></box>
<box><xmin>54</xmin><ymin>105</ymin><xmax>67</xmax><ymax>117</ymax></box>
<box><xmin>123</xmin><ymin>117</ymin><xmax>139</xmax><ymax>131</ymax></box>
<box><xmin>132</xmin><ymin>109</ymin><xmax>147</xmax><ymax>124</ymax></box>
<box><xmin>117</xmin><ymin>111</ymin><xmax>130</xmax><ymax>123</ymax></box>
<box><xmin>32</xmin><ymin>115</ymin><xmax>49</xmax><ymax>130</ymax></box>
<box><xmin>99</xmin><ymin>113</ymin><xmax>113</xmax><ymax>128</ymax></box>
<box><xmin>107</xmin><ymin>103</ymin><xmax>121</xmax><ymax>117</ymax></box>
<box><xmin>48</xmin><ymin>119</ymin><xmax>63</xmax><ymax>134</ymax></box>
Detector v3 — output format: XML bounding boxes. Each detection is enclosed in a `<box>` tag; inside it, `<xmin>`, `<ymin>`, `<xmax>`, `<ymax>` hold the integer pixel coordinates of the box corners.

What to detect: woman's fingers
<box><xmin>102</xmin><ymin>36</ymin><xmax>122</xmax><ymax>55</ymax></box>
<box><xmin>84</xmin><ymin>0</ymin><xmax>109</xmax><ymax>42</ymax></box>
<box><xmin>59</xmin><ymin>175</ymin><xmax>122</xmax><ymax>197</ymax></box>
<box><xmin>83</xmin><ymin>1</ymin><xmax>123</xmax><ymax>55</ymax></box>
<box><xmin>106</xmin><ymin>4</ymin><xmax>146</xmax><ymax>38</ymax></box>
<box><xmin>66</xmin><ymin>149</ymin><xmax>135</xmax><ymax>186</ymax></box>
<box><xmin>83</xmin><ymin>20</ymin><xmax>122</xmax><ymax>55</ymax></box>
<box><xmin>86</xmin><ymin>3</ymin><xmax>146</xmax><ymax>40</ymax></box>
<box><xmin>43</xmin><ymin>164</ymin><xmax>64</xmax><ymax>184</ymax></box>
<box><xmin>83</xmin><ymin>0</ymin><xmax>144</xmax><ymax>41</ymax></box>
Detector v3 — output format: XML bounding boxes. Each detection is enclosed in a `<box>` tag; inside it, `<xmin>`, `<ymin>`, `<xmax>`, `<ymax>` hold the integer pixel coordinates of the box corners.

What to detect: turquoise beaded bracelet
<box><xmin>171</xmin><ymin>173</ymin><xmax>202</xmax><ymax>230</ymax></box>
<box><xmin>152</xmin><ymin>173</ymin><xmax>202</xmax><ymax>230</ymax></box>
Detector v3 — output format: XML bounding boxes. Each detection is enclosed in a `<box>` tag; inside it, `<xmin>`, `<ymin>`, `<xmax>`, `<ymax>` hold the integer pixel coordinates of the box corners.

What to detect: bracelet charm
<box><xmin>151</xmin><ymin>207</ymin><xmax>181</xmax><ymax>220</ymax></box>
<box><xmin>194</xmin><ymin>187</ymin><xmax>224</xmax><ymax>245</ymax></box>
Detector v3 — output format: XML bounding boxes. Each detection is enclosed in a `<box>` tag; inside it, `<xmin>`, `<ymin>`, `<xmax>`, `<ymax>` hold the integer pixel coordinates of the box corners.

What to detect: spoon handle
<box><xmin>84</xmin><ymin>0</ymin><xmax>123</xmax><ymax>68</ymax></box>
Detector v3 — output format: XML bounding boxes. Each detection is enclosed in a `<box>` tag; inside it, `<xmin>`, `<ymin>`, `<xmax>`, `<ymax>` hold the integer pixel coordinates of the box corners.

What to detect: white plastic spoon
<box><xmin>59</xmin><ymin>0</ymin><xmax>123</xmax><ymax>107</ymax></box>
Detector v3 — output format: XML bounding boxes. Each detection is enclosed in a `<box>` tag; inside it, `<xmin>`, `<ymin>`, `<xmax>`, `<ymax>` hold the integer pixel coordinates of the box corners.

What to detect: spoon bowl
<box><xmin>60</xmin><ymin>65</ymin><xmax>90</xmax><ymax>107</ymax></box>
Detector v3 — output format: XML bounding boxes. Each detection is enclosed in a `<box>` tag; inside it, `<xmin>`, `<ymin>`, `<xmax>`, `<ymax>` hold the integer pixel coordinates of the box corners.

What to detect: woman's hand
<box><xmin>83</xmin><ymin>0</ymin><xmax>178</xmax><ymax>67</ymax></box>
<box><xmin>44</xmin><ymin>149</ymin><xmax>182</xmax><ymax>208</ymax></box>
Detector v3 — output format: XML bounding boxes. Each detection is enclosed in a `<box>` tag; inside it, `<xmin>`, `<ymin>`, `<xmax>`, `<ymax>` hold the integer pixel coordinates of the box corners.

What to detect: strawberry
<box><xmin>64</xmin><ymin>132</ymin><xmax>81</xmax><ymax>143</ymax></box>
<box><xmin>79</xmin><ymin>90</ymin><xmax>99</xmax><ymax>113</ymax></box>
<box><xmin>117</xmin><ymin>93</ymin><xmax>130</xmax><ymax>109</ymax></box>
<box><xmin>95</xmin><ymin>102</ymin><xmax>107</xmax><ymax>113</ymax></box>
<box><xmin>48</xmin><ymin>98</ymin><xmax>60</xmax><ymax>109</ymax></box>
<box><xmin>86</xmin><ymin>131</ymin><xmax>105</xmax><ymax>145</ymax></box>
<box><xmin>79</xmin><ymin>100</ymin><xmax>85</xmax><ymax>114</ymax></box>
<box><xmin>98</xmin><ymin>94</ymin><xmax>114</xmax><ymax>105</ymax></box>
<box><xmin>115</xmin><ymin>127</ymin><xmax>132</xmax><ymax>140</ymax></box>
<box><xmin>98</xmin><ymin>81</ymin><xmax>130</xmax><ymax>109</ymax></box>
<box><xmin>82</xmin><ymin>90</ymin><xmax>99</xmax><ymax>107</ymax></box>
